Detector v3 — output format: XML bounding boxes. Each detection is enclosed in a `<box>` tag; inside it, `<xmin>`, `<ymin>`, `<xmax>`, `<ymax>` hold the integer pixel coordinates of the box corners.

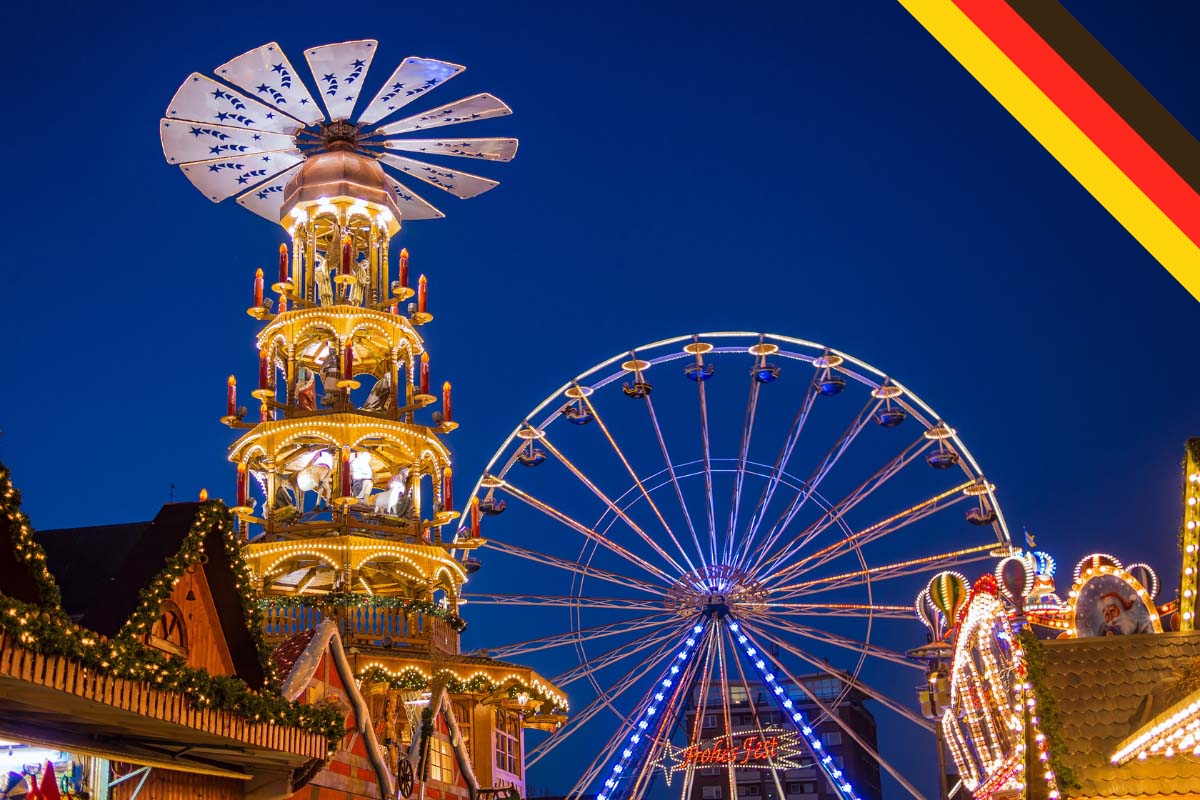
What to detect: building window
<box><xmin>785</xmin><ymin>783</ymin><xmax>802</xmax><ymax>794</ymax></box>
<box><xmin>147</xmin><ymin>601</ymin><xmax>188</xmax><ymax>658</ymax></box>
<box><xmin>451</xmin><ymin>700</ymin><xmax>472</xmax><ymax>750</ymax></box>
<box><xmin>703</xmin><ymin>715</ymin><xmax>717</xmax><ymax>728</ymax></box>
<box><xmin>823</xmin><ymin>731</ymin><xmax>842</xmax><ymax>746</ymax></box>
<box><xmin>428</xmin><ymin>736</ymin><xmax>455</xmax><ymax>784</ymax></box>
<box><xmin>495</xmin><ymin>710</ymin><xmax>521</xmax><ymax>776</ymax></box>
<box><xmin>700</xmin><ymin>768</ymin><xmax>720</xmax><ymax>776</ymax></box>
<box><xmin>738</xmin><ymin>784</ymin><xmax>761</xmax><ymax>796</ymax></box>
<box><xmin>804</xmin><ymin>783</ymin><xmax>817</xmax><ymax>794</ymax></box>
<box><xmin>701</xmin><ymin>787</ymin><xmax>723</xmax><ymax>800</ymax></box>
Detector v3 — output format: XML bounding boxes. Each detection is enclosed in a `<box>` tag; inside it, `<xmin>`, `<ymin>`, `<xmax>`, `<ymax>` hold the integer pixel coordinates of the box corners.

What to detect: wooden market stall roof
<box><xmin>1035</xmin><ymin>632</ymin><xmax>1200</xmax><ymax>798</ymax></box>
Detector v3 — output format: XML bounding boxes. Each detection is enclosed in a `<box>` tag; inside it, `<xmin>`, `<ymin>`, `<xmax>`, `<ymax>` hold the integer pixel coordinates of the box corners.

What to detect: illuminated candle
<box><xmin>236</xmin><ymin>462</ymin><xmax>248</xmax><ymax>508</ymax></box>
<box><xmin>443</xmin><ymin>468</ymin><xmax>453</xmax><ymax>512</ymax></box>
<box><xmin>417</xmin><ymin>274</ymin><xmax>428</xmax><ymax>314</ymax></box>
<box><xmin>199</xmin><ymin>488</ymin><xmax>208</xmax><ymax>502</ymax></box>
<box><xmin>420</xmin><ymin>352</ymin><xmax>430</xmax><ymax>396</ymax></box>
<box><xmin>253</xmin><ymin>268</ymin><xmax>264</xmax><ymax>308</ymax></box>
<box><xmin>278</xmin><ymin>243</ymin><xmax>289</xmax><ymax>283</ymax></box>
<box><xmin>258</xmin><ymin>350</ymin><xmax>269</xmax><ymax>390</ymax></box>
<box><xmin>260</xmin><ymin>403</ymin><xmax>269</xmax><ymax>423</ymax></box>
<box><xmin>343</xmin><ymin>342</ymin><xmax>354</xmax><ymax>380</ymax></box>
<box><xmin>398</xmin><ymin>248</ymin><xmax>409</xmax><ymax>288</ymax></box>
<box><xmin>390</xmin><ymin>303</ymin><xmax>398</xmax><ymax>315</ymax></box>
<box><xmin>341</xmin><ymin>236</ymin><xmax>352</xmax><ymax>276</ymax></box>
<box><xmin>442</xmin><ymin>381</ymin><xmax>452</xmax><ymax>423</ymax></box>
<box><xmin>470</xmin><ymin>495</ymin><xmax>481</xmax><ymax>537</ymax></box>
<box><xmin>340</xmin><ymin>448</ymin><xmax>352</xmax><ymax>499</ymax></box>
<box><xmin>226</xmin><ymin>375</ymin><xmax>237</xmax><ymax>417</ymax></box>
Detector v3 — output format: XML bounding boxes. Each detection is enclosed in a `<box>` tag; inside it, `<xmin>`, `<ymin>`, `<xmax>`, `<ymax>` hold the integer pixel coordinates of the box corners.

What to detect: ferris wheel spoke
<box><xmin>774</xmin><ymin>542</ymin><xmax>998</xmax><ymax>597</ymax></box>
<box><xmin>737</xmin><ymin>621</ymin><xmax>929</xmax><ymax>800</ymax></box>
<box><xmin>498</xmin><ymin>479</ymin><xmax>677</xmax><ymax>584</ymax></box>
<box><xmin>773</xmin><ymin>480</ymin><xmax>976</xmax><ymax>584</ymax></box>
<box><xmin>761</xmin><ymin>603</ymin><xmax>917</xmax><ymax>619</ymax></box>
<box><xmin>694</xmin><ymin>369</ymin><xmax>720</xmax><ymax>564</ymax></box>
<box><xmin>745</xmin><ymin>620</ymin><xmax>935</xmax><ymax>732</ymax></box>
<box><xmin>643</xmin><ymin>393</ymin><xmax>710</xmax><ymax>571</ymax></box>
<box><xmin>725</xmin><ymin>376</ymin><xmax>763</xmax><ymax>567</ymax></box>
<box><xmin>718</xmin><ymin>623</ymin><xmax>792</xmax><ymax>800</ymax></box>
<box><xmin>755</xmin><ymin>615</ymin><xmax>921</xmax><ymax>669</ymax></box>
<box><xmin>738</xmin><ymin>392</ymin><xmax>877</xmax><ymax>573</ymax></box>
<box><xmin>479</xmin><ymin>613</ymin><xmax>677</xmax><ymax>659</ymax></box>
<box><xmin>734</xmin><ymin>372</ymin><xmax>821</xmax><ymax>570</ymax></box>
<box><xmin>540</xmin><ymin>433</ymin><xmax>693</xmax><ymax>577</ymax></box>
<box><xmin>753</xmin><ymin>435</ymin><xmax>932</xmax><ymax>580</ymax></box>
<box><xmin>462</xmin><ymin>593</ymin><xmax>667</xmax><ymax>612</ymax></box>
<box><xmin>528</xmin><ymin>632</ymin><xmax>681</xmax><ymax>765</ymax></box>
<box><xmin>485</xmin><ymin>538</ymin><xmax>666</xmax><ymax>595</ymax></box>
<box><xmin>552</xmin><ymin>627</ymin><xmax>681</xmax><ymax>687</ymax></box>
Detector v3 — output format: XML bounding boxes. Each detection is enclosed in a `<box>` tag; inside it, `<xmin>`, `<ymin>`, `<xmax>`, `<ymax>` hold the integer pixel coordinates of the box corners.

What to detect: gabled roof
<box><xmin>36</xmin><ymin>502</ymin><xmax>267</xmax><ymax>688</ymax></box>
<box><xmin>1037</xmin><ymin>632</ymin><xmax>1200</xmax><ymax>798</ymax></box>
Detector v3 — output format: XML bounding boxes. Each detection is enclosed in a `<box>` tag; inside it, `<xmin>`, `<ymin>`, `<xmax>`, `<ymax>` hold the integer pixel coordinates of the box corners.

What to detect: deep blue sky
<box><xmin>3</xmin><ymin>0</ymin><xmax>1200</xmax><ymax>796</ymax></box>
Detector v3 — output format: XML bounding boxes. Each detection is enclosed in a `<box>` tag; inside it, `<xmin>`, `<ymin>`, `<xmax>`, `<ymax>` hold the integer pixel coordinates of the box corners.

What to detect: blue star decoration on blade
<box><xmin>271</xmin><ymin>63</ymin><xmax>284</xmax><ymax>73</ymax></box>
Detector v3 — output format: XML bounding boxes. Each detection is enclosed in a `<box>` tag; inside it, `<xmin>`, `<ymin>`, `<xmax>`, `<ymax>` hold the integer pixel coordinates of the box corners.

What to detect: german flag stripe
<box><xmin>899</xmin><ymin>0</ymin><xmax>1200</xmax><ymax>299</ymax></box>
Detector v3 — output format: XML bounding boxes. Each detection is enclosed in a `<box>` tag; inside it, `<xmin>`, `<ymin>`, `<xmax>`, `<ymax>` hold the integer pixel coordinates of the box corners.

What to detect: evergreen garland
<box><xmin>1018</xmin><ymin>629</ymin><xmax>1080</xmax><ymax>790</ymax></box>
<box><xmin>357</xmin><ymin>665</ymin><xmax>565</xmax><ymax>710</ymax></box>
<box><xmin>0</xmin><ymin>465</ymin><xmax>63</xmax><ymax>608</ymax></box>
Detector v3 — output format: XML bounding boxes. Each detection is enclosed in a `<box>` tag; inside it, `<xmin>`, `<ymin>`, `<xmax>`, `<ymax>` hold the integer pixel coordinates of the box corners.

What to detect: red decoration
<box><xmin>420</xmin><ymin>352</ymin><xmax>430</xmax><ymax>395</ymax></box>
<box><xmin>344</xmin><ymin>342</ymin><xmax>354</xmax><ymax>381</ymax></box>
<box><xmin>398</xmin><ymin>247</ymin><xmax>410</xmax><ymax>288</ymax></box>
<box><xmin>236</xmin><ymin>462</ymin><xmax>248</xmax><ymax>507</ymax></box>
<box><xmin>341</xmin><ymin>236</ymin><xmax>352</xmax><ymax>276</ymax></box>
<box><xmin>681</xmin><ymin>735</ymin><xmax>780</xmax><ymax>767</ymax></box>
<box><xmin>417</xmin><ymin>274</ymin><xmax>428</xmax><ymax>314</ymax></box>
<box><xmin>258</xmin><ymin>350</ymin><xmax>269</xmax><ymax>390</ymax></box>
<box><xmin>226</xmin><ymin>375</ymin><xmax>237</xmax><ymax>417</ymax></box>
<box><xmin>471</xmin><ymin>495</ymin><xmax>481</xmax><ymax>537</ymax></box>
<box><xmin>39</xmin><ymin>761</ymin><xmax>61</xmax><ymax>800</ymax></box>
<box><xmin>973</xmin><ymin>574</ymin><xmax>999</xmax><ymax>596</ymax></box>
<box><xmin>340</xmin><ymin>448</ymin><xmax>352</xmax><ymax>499</ymax></box>
<box><xmin>253</xmin><ymin>268</ymin><xmax>264</xmax><ymax>308</ymax></box>
<box><xmin>442</xmin><ymin>381</ymin><xmax>453</xmax><ymax>423</ymax></box>
<box><xmin>278</xmin><ymin>243</ymin><xmax>289</xmax><ymax>283</ymax></box>
<box><xmin>390</xmin><ymin>302</ymin><xmax>399</xmax><ymax>315</ymax></box>
<box><xmin>443</xmin><ymin>468</ymin><xmax>453</xmax><ymax>512</ymax></box>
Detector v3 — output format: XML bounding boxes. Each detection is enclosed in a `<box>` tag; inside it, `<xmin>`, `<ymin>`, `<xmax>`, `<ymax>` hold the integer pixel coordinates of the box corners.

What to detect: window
<box><xmin>451</xmin><ymin>700</ymin><xmax>472</xmax><ymax>750</ymax></box>
<box><xmin>427</xmin><ymin>736</ymin><xmax>455</xmax><ymax>784</ymax></box>
<box><xmin>700</xmin><ymin>768</ymin><xmax>720</xmax><ymax>776</ymax></box>
<box><xmin>703</xmin><ymin>715</ymin><xmax>717</xmax><ymax>728</ymax></box>
<box><xmin>785</xmin><ymin>783</ymin><xmax>802</xmax><ymax>794</ymax></box>
<box><xmin>823</xmin><ymin>731</ymin><xmax>842</xmax><ymax>746</ymax></box>
<box><xmin>701</xmin><ymin>787</ymin><xmax>723</xmax><ymax>800</ymax></box>
<box><xmin>804</xmin><ymin>783</ymin><xmax>817</xmax><ymax>794</ymax></box>
<box><xmin>147</xmin><ymin>601</ymin><xmax>188</xmax><ymax>658</ymax></box>
<box><xmin>495</xmin><ymin>710</ymin><xmax>521</xmax><ymax>776</ymax></box>
<box><xmin>729</xmin><ymin>686</ymin><xmax>749</xmax><ymax>706</ymax></box>
<box><xmin>738</xmin><ymin>784</ymin><xmax>761</xmax><ymax>796</ymax></box>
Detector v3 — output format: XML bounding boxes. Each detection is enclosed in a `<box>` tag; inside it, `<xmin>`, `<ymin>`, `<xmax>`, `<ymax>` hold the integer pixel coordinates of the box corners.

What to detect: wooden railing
<box><xmin>262</xmin><ymin>604</ymin><xmax>460</xmax><ymax>653</ymax></box>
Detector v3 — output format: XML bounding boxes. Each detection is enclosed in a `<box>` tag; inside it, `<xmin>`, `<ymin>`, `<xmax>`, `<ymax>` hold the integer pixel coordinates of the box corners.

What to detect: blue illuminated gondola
<box><xmin>684</xmin><ymin>363</ymin><xmax>716</xmax><ymax>382</ymax></box>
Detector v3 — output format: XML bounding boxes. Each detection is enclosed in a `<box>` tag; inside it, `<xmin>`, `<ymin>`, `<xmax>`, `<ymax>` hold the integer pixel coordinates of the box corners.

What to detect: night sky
<box><xmin>3</xmin><ymin>0</ymin><xmax>1200</xmax><ymax>796</ymax></box>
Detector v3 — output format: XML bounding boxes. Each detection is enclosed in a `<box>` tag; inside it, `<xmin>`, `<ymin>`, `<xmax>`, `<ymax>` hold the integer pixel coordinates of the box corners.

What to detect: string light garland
<box><xmin>357</xmin><ymin>665</ymin><xmax>565</xmax><ymax>710</ymax></box>
<box><xmin>1181</xmin><ymin>438</ymin><xmax>1200</xmax><ymax>630</ymax></box>
<box><xmin>262</xmin><ymin>593</ymin><xmax>467</xmax><ymax>631</ymax></box>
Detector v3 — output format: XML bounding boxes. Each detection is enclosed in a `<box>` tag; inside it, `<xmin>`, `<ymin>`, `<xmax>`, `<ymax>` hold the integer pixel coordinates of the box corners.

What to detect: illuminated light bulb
<box><xmin>686</xmin><ymin>638</ymin><xmax>695</xmax><ymax>646</ymax></box>
<box><xmin>631</xmin><ymin>735</ymin><xmax>640</xmax><ymax>744</ymax></box>
<box><xmin>794</xmin><ymin>713</ymin><xmax>803</xmax><ymax>722</ymax></box>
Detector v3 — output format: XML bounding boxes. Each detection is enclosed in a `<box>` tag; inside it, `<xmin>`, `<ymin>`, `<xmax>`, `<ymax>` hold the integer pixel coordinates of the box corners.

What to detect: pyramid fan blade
<box><xmin>304</xmin><ymin>40</ymin><xmax>378</xmax><ymax>121</ymax></box>
<box><xmin>237</xmin><ymin>163</ymin><xmax>304</xmax><ymax>222</ymax></box>
<box><xmin>387</xmin><ymin>178</ymin><xmax>445</xmax><ymax>220</ymax></box>
<box><xmin>358</xmin><ymin>57</ymin><xmax>466</xmax><ymax>125</ymax></box>
<box><xmin>160</xmin><ymin>119</ymin><xmax>298</xmax><ymax>165</ymax></box>
<box><xmin>375</xmin><ymin>93</ymin><xmax>512</xmax><ymax>136</ymax></box>
<box><xmin>166</xmin><ymin>74</ymin><xmax>304</xmax><ymax>134</ymax></box>
<box><xmin>180</xmin><ymin>151</ymin><xmax>304</xmax><ymax>202</ymax></box>
<box><xmin>381</xmin><ymin>137</ymin><xmax>518</xmax><ymax>162</ymax></box>
<box><xmin>215</xmin><ymin>42</ymin><xmax>325</xmax><ymax>126</ymax></box>
<box><xmin>379</xmin><ymin>153</ymin><xmax>498</xmax><ymax>199</ymax></box>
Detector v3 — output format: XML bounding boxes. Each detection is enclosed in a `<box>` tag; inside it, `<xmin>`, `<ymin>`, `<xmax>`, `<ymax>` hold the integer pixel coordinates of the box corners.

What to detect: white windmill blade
<box><xmin>387</xmin><ymin>178</ymin><xmax>445</xmax><ymax>220</ymax></box>
<box><xmin>237</xmin><ymin>163</ymin><xmax>304</xmax><ymax>222</ymax></box>
<box><xmin>304</xmin><ymin>39</ymin><xmax>377</xmax><ymax>121</ymax></box>
<box><xmin>380</xmin><ymin>137</ymin><xmax>519</xmax><ymax>162</ymax></box>
<box><xmin>179</xmin><ymin>151</ymin><xmax>304</xmax><ymax>202</ymax></box>
<box><xmin>215</xmin><ymin>42</ymin><xmax>325</xmax><ymax>126</ymax></box>
<box><xmin>379</xmin><ymin>153</ymin><xmax>498</xmax><ymax>199</ymax></box>
<box><xmin>374</xmin><ymin>93</ymin><xmax>512</xmax><ymax>136</ymax></box>
<box><xmin>160</xmin><ymin>119</ymin><xmax>298</xmax><ymax>165</ymax></box>
<box><xmin>166</xmin><ymin>73</ymin><xmax>304</xmax><ymax>134</ymax></box>
<box><xmin>358</xmin><ymin>57</ymin><xmax>466</xmax><ymax>125</ymax></box>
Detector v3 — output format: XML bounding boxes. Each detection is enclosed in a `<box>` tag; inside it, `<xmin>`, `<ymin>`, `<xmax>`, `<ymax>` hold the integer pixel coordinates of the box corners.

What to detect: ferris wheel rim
<box><xmin>456</xmin><ymin>331</ymin><xmax>1011</xmax><ymax>549</ymax></box>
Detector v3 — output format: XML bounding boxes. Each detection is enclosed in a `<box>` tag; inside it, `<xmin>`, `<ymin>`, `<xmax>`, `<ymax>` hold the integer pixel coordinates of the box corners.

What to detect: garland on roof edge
<box><xmin>1018</xmin><ymin>629</ymin><xmax>1080</xmax><ymax>790</ymax></box>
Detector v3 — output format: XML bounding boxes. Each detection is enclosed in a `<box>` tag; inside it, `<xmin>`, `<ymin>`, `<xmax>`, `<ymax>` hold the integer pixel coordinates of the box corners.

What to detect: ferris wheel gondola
<box><xmin>454</xmin><ymin>332</ymin><xmax>1012</xmax><ymax>800</ymax></box>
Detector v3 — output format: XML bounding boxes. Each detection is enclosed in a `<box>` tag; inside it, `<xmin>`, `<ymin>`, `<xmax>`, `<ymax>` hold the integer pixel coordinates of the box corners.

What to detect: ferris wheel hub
<box><xmin>666</xmin><ymin>564</ymin><xmax>767</xmax><ymax>619</ymax></box>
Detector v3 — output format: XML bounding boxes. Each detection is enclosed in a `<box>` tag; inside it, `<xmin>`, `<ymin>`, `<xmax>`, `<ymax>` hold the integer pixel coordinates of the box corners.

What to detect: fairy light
<box><xmin>596</xmin><ymin>623</ymin><xmax>705</xmax><ymax>800</ymax></box>
<box><xmin>1182</xmin><ymin>441</ymin><xmax>1200</xmax><ymax>630</ymax></box>
<box><xmin>728</xmin><ymin>620</ymin><xmax>861</xmax><ymax>800</ymax></box>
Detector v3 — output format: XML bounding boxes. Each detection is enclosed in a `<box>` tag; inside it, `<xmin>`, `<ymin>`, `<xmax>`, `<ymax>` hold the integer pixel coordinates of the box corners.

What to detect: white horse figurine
<box><xmin>372</xmin><ymin>469</ymin><xmax>411</xmax><ymax>516</ymax></box>
<box><xmin>293</xmin><ymin>451</ymin><xmax>334</xmax><ymax>513</ymax></box>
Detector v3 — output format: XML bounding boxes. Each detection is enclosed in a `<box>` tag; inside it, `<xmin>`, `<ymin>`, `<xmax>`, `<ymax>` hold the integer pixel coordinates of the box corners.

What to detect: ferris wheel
<box><xmin>454</xmin><ymin>332</ymin><xmax>1013</xmax><ymax>800</ymax></box>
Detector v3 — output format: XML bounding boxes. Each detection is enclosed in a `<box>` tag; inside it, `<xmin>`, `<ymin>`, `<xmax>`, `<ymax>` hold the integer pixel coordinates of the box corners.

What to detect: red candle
<box><xmin>343</xmin><ymin>342</ymin><xmax>354</xmax><ymax>381</ymax></box>
<box><xmin>443</xmin><ymin>467</ymin><xmax>453</xmax><ymax>512</ymax></box>
<box><xmin>417</xmin><ymin>274</ymin><xmax>428</xmax><ymax>314</ymax></box>
<box><xmin>260</xmin><ymin>403</ymin><xmax>269</xmax><ymax>423</ymax></box>
<box><xmin>398</xmin><ymin>248</ymin><xmax>410</xmax><ymax>288</ymax></box>
<box><xmin>420</xmin><ymin>352</ymin><xmax>430</xmax><ymax>396</ymax></box>
<box><xmin>341</xmin><ymin>236</ymin><xmax>352</xmax><ymax>276</ymax></box>
<box><xmin>340</xmin><ymin>448</ymin><xmax>352</xmax><ymax>499</ymax></box>
<box><xmin>278</xmin><ymin>243</ymin><xmax>289</xmax><ymax>283</ymax></box>
<box><xmin>236</xmin><ymin>462</ymin><xmax>248</xmax><ymax>507</ymax></box>
<box><xmin>390</xmin><ymin>303</ymin><xmax>398</xmax><ymax>315</ymax></box>
<box><xmin>258</xmin><ymin>350</ymin><xmax>269</xmax><ymax>391</ymax></box>
<box><xmin>226</xmin><ymin>375</ymin><xmax>237</xmax><ymax>417</ymax></box>
<box><xmin>470</xmin><ymin>495</ymin><xmax>481</xmax><ymax>537</ymax></box>
<box><xmin>442</xmin><ymin>381</ymin><xmax>452</xmax><ymax>423</ymax></box>
<box><xmin>253</xmin><ymin>268</ymin><xmax>264</xmax><ymax>308</ymax></box>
